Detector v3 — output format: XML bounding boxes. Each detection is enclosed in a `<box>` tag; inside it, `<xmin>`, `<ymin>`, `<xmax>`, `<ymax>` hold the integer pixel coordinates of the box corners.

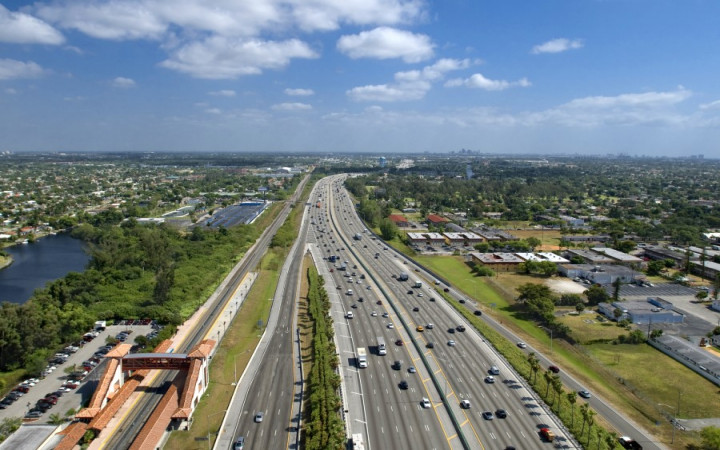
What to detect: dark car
<box><xmin>426</xmin><ymin>342</ymin><xmax>435</xmax><ymax>348</ymax></box>
<box><xmin>448</xmin><ymin>328</ymin><xmax>455</xmax><ymax>334</ymax></box>
<box><xmin>413</xmin><ymin>307</ymin><xmax>420</xmax><ymax>312</ymax></box>
<box><xmin>459</xmin><ymin>299</ymin><xmax>465</xmax><ymax>304</ymax></box>
<box><xmin>395</xmin><ymin>339</ymin><xmax>404</xmax><ymax>346</ymax></box>
<box><xmin>407</xmin><ymin>290</ymin><xmax>414</xmax><ymax>295</ymax></box>
<box><xmin>496</xmin><ymin>409</ymin><xmax>508</xmax><ymax>418</ymax></box>
<box><xmin>392</xmin><ymin>360</ymin><xmax>402</xmax><ymax>370</ymax></box>
<box><xmin>443</xmin><ymin>287</ymin><xmax>450</xmax><ymax>292</ymax></box>
<box><xmin>456</xmin><ymin>325</ymin><xmax>466</xmax><ymax>332</ymax></box>
<box><xmin>399</xmin><ymin>380</ymin><xmax>409</xmax><ymax>390</ymax></box>
<box><xmin>548</xmin><ymin>365</ymin><xmax>560</xmax><ymax>374</ymax></box>
<box><xmin>429</xmin><ymin>297</ymin><xmax>436</xmax><ymax>302</ymax></box>
<box><xmin>474</xmin><ymin>310</ymin><xmax>482</xmax><ymax>316</ymax></box>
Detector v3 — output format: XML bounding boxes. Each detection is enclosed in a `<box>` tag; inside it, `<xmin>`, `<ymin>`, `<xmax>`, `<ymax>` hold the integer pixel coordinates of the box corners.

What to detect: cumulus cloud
<box><xmin>209</xmin><ymin>90</ymin><xmax>236</xmax><ymax>97</ymax></box>
<box><xmin>0</xmin><ymin>4</ymin><xmax>64</xmax><ymax>44</ymax></box>
<box><xmin>272</xmin><ymin>102</ymin><xmax>312</xmax><ymax>111</ymax></box>
<box><xmin>347</xmin><ymin>58</ymin><xmax>470</xmax><ymax>102</ymax></box>
<box><xmin>285</xmin><ymin>88</ymin><xmax>314</xmax><ymax>96</ymax></box>
<box><xmin>531</xmin><ymin>38</ymin><xmax>584</xmax><ymax>54</ymax></box>
<box><xmin>445</xmin><ymin>73</ymin><xmax>530</xmax><ymax>91</ymax></box>
<box><xmin>699</xmin><ymin>99</ymin><xmax>720</xmax><ymax>110</ymax></box>
<box><xmin>160</xmin><ymin>36</ymin><xmax>318</xmax><ymax>79</ymax></box>
<box><xmin>0</xmin><ymin>58</ymin><xmax>45</xmax><ymax>80</ymax></box>
<box><xmin>205</xmin><ymin>107</ymin><xmax>222</xmax><ymax>114</ymax></box>
<box><xmin>563</xmin><ymin>87</ymin><xmax>691</xmax><ymax>109</ymax></box>
<box><xmin>337</xmin><ymin>27</ymin><xmax>434</xmax><ymax>63</ymax></box>
<box><xmin>111</xmin><ymin>76</ymin><xmax>136</xmax><ymax>88</ymax></box>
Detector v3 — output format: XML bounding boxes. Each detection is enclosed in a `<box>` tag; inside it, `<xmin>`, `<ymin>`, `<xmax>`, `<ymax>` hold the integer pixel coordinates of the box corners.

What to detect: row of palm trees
<box><xmin>526</xmin><ymin>352</ymin><xmax>621</xmax><ymax>449</ymax></box>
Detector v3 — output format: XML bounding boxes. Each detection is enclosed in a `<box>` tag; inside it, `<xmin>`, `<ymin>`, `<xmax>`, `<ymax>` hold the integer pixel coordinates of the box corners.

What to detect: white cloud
<box><xmin>0</xmin><ymin>58</ymin><xmax>45</xmax><ymax>80</ymax></box>
<box><xmin>445</xmin><ymin>73</ymin><xmax>531</xmax><ymax>91</ymax></box>
<box><xmin>291</xmin><ymin>0</ymin><xmax>425</xmax><ymax>31</ymax></box>
<box><xmin>563</xmin><ymin>88</ymin><xmax>691</xmax><ymax>109</ymax></box>
<box><xmin>160</xmin><ymin>36</ymin><xmax>318</xmax><ymax>79</ymax></box>
<box><xmin>111</xmin><ymin>76</ymin><xmax>136</xmax><ymax>88</ymax></box>
<box><xmin>205</xmin><ymin>107</ymin><xmax>222</xmax><ymax>114</ymax></box>
<box><xmin>0</xmin><ymin>4</ymin><xmax>64</xmax><ymax>44</ymax></box>
<box><xmin>531</xmin><ymin>38</ymin><xmax>583</xmax><ymax>54</ymax></box>
<box><xmin>285</xmin><ymin>88</ymin><xmax>315</xmax><ymax>96</ymax></box>
<box><xmin>272</xmin><ymin>102</ymin><xmax>312</xmax><ymax>111</ymax></box>
<box><xmin>5</xmin><ymin>88</ymin><xmax>18</xmax><ymax>95</ymax></box>
<box><xmin>209</xmin><ymin>90</ymin><xmax>236</xmax><ymax>97</ymax></box>
<box><xmin>699</xmin><ymin>99</ymin><xmax>720</xmax><ymax>110</ymax></box>
<box><xmin>348</xmin><ymin>58</ymin><xmax>470</xmax><ymax>102</ymax></box>
<box><xmin>337</xmin><ymin>27</ymin><xmax>433</xmax><ymax>63</ymax></box>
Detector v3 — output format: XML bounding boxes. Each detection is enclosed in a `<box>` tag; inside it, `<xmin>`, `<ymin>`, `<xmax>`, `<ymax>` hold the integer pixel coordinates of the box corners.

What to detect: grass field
<box><xmin>557</xmin><ymin>314</ymin><xmax>625</xmax><ymax>344</ymax></box>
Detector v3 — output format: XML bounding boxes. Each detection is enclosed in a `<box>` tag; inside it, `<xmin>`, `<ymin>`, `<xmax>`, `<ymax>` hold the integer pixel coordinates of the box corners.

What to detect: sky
<box><xmin>1</xmin><ymin>0</ymin><xmax>719</xmax><ymax>156</ymax></box>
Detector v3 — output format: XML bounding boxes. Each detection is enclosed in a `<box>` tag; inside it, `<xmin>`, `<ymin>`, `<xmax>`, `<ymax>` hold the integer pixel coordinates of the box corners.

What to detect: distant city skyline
<box><xmin>1</xmin><ymin>0</ymin><xmax>719</xmax><ymax>156</ymax></box>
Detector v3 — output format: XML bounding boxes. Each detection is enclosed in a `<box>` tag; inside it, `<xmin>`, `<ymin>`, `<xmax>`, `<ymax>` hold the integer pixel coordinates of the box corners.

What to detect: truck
<box><xmin>377</xmin><ymin>336</ymin><xmax>387</xmax><ymax>355</ymax></box>
<box><xmin>356</xmin><ymin>348</ymin><xmax>367</xmax><ymax>368</ymax></box>
<box><xmin>539</xmin><ymin>428</ymin><xmax>555</xmax><ymax>442</ymax></box>
<box><xmin>94</xmin><ymin>321</ymin><xmax>106</xmax><ymax>331</ymax></box>
<box><xmin>351</xmin><ymin>433</ymin><xmax>365</xmax><ymax>450</ymax></box>
<box><xmin>398</xmin><ymin>272</ymin><xmax>409</xmax><ymax>281</ymax></box>
<box><xmin>413</xmin><ymin>280</ymin><xmax>422</xmax><ymax>288</ymax></box>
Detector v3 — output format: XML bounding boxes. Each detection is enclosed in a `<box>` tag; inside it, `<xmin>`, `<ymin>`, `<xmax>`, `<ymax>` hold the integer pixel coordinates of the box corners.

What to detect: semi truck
<box><xmin>356</xmin><ymin>348</ymin><xmax>367</xmax><ymax>368</ymax></box>
<box><xmin>377</xmin><ymin>336</ymin><xmax>387</xmax><ymax>355</ymax></box>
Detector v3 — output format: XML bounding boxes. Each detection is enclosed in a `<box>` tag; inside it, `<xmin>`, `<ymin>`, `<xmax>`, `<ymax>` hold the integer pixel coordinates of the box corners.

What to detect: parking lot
<box><xmin>0</xmin><ymin>322</ymin><xmax>155</xmax><ymax>424</ymax></box>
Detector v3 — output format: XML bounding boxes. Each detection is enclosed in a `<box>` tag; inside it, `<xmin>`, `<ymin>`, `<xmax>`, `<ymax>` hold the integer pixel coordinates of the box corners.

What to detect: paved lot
<box><xmin>0</xmin><ymin>324</ymin><xmax>153</xmax><ymax>425</ymax></box>
<box><xmin>206</xmin><ymin>202</ymin><xmax>268</xmax><ymax>228</ymax></box>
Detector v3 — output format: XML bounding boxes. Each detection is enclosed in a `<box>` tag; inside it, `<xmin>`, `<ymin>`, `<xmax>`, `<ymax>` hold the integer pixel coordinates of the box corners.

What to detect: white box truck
<box><xmin>413</xmin><ymin>280</ymin><xmax>422</xmax><ymax>288</ymax></box>
<box><xmin>357</xmin><ymin>348</ymin><xmax>367</xmax><ymax>368</ymax></box>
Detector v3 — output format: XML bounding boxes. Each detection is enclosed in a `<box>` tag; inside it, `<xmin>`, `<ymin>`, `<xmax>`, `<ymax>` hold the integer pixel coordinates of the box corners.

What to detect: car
<box><xmin>407</xmin><ymin>290</ymin><xmax>414</xmax><ymax>295</ymax></box>
<box><xmin>482</xmin><ymin>411</ymin><xmax>494</xmax><ymax>420</ymax></box>
<box><xmin>413</xmin><ymin>307</ymin><xmax>420</xmax><ymax>312</ymax></box>
<box><xmin>377</xmin><ymin>300</ymin><xmax>383</xmax><ymax>305</ymax></box>
<box><xmin>233</xmin><ymin>436</ymin><xmax>245</xmax><ymax>450</ymax></box>
<box><xmin>421</xmin><ymin>398</ymin><xmax>431</xmax><ymax>408</ymax></box>
<box><xmin>517</xmin><ymin>342</ymin><xmax>527</xmax><ymax>349</ymax></box>
<box><xmin>474</xmin><ymin>310</ymin><xmax>482</xmax><ymax>316</ymax></box>
<box><xmin>254</xmin><ymin>412</ymin><xmax>264</xmax><ymax>423</ymax></box>
<box><xmin>484</xmin><ymin>376</ymin><xmax>495</xmax><ymax>384</ymax></box>
<box><xmin>448</xmin><ymin>328</ymin><xmax>455</xmax><ymax>334</ymax></box>
<box><xmin>351</xmin><ymin>304</ymin><xmax>358</xmax><ymax>309</ymax></box>
<box><xmin>447</xmin><ymin>340</ymin><xmax>456</xmax><ymax>346</ymax></box>
<box><xmin>408</xmin><ymin>367</ymin><xmax>416</xmax><ymax>374</ymax></box>
<box><xmin>489</xmin><ymin>366</ymin><xmax>500</xmax><ymax>375</ymax></box>
<box><xmin>443</xmin><ymin>287</ymin><xmax>450</xmax><ymax>292</ymax></box>
<box><xmin>460</xmin><ymin>399</ymin><xmax>471</xmax><ymax>409</ymax></box>
<box><xmin>579</xmin><ymin>390</ymin><xmax>592</xmax><ymax>399</ymax></box>
<box><xmin>395</xmin><ymin>339</ymin><xmax>403</xmax><ymax>346</ymax></box>
<box><xmin>392</xmin><ymin>360</ymin><xmax>402</xmax><ymax>370</ymax></box>
<box><xmin>456</xmin><ymin>325</ymin><xmax>466</xmax><ymax>332</ymax></box>
<box><xmin>25</xmin><ymin>411</ymin><xmax>43</xmax><ymax>419</ymax></box>
<box><xmin>346</xmin><ymin>312</ymin><xmax>354</xmax><ymax>319</ymax></box>
<box><xmin>548</xmin><ymin>365</ymin><xmax>560</xmax><ymax>374</ymax></box>
<box><xmin>495</xmin><ymin>409</ymin><xmax>508</xmax><ymax>418</ymax></box>
<box><xmin>371</xmin><ymin>311</ymin><xmax>377</xmax><ymax>317</ymax></box>
<box><xmin>417</xmin><ymin>293</ymin><xmax>423</xmax><ymax>297</ymax></box>
<box><xmin>426</xmin><ymin>323</ymin><xmax>434</xmax><ymax>329</ymax></box>
<box><xmin>459</xmin><ymin>299</ymin><xmax>465</xmax><ymax>304</ymax></box>
<box><xmin>426</xmin><ymin>342</ymin><xmax>435</xmax><ymax>348</ymax></box>
<box><xmin>399</xmin><ymin>380</ymin><xmax>409</xmax><ymax>390</ymax></box>
<box><xmin>366</xmin><ymin>285</ymin><xmax>371</xmax><ymax>290</ymax></box>
<box><xmin>429</xmin><ymin>297</ymin><xmax>436</xmax><ymax>302</ymax></box>
<box><xmin>382</xmin><ymin>312</ymin><xmax>389</xmax><ymax>318</ymax></box>
<box><xmin>387</xmin><ymin>323</ymin><xmax>394</xmax><ymax>329</ymax></box>
<box><xmin>416</xmin><ymin>325</ymin><xmax>424</xmax><ymax>332</ymax></box>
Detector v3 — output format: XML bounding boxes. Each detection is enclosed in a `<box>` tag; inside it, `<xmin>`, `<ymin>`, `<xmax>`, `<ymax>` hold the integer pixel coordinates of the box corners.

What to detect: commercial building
<box><xmin>557</xmin><ymin>264</ymin><xmax>637</xmax><ymax>284</ymax></box>
<box><xmin>597</xmin><ymin>298</ymin><xmax>684</xmax><ymax>324</ymax></box>
<box><xmin>591</xmin><ymin>247</ymin><xmax>643</xmax><ymax>265</ymax></box>
<box><xmin>470</xmin><ymin>252</ymin><xmax>524</xmax><ymax>272</ymax></box>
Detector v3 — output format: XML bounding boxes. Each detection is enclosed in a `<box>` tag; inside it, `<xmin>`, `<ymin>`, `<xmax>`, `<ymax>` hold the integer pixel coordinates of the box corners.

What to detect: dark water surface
<box><xmin>0</xmin><ymin>233</ymin><xmax>90</xmax><ymax>304</ymax></box>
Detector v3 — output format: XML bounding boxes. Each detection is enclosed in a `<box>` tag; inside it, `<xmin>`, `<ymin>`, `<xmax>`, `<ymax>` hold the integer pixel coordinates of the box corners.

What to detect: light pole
<box><xmin>658</xmin><ymin>403</ymin><xmax>678</xmax><ymax>444</ymax></box>
<box><xmin>538</xmin><ymin>325</ymin><xmax>553</xmax><ymax>353</ymax></box>
<box><xmin>207</xmin><ymin>409</ymin><xmax>228</xmax><ymax>450</ymax></box>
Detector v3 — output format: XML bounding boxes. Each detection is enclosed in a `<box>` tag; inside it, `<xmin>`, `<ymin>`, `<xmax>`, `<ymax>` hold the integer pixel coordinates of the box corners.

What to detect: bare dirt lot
<box><xmin>546</xmin><ymin>278</ymin><xmax>587</xmax><ymax>294</ymax></box>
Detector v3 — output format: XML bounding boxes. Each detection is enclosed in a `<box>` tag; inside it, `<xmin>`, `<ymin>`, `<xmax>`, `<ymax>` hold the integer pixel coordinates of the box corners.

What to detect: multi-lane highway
<box><xmin>313</xmin><ymin>175</ymin><xmax>576</xmax><ymax>450</ymax></box>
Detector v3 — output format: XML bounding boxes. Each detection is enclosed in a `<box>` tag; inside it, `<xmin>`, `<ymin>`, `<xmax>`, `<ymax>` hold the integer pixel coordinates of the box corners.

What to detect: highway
<box><xmin>105</xmin><ymin>175</ymin><xmax>310</xmax><ymax>450</ymax></box>
<box><xmin>318</xmin><ymin>176</ymin><xmax>577</xmax><ymax>450</ymax></box>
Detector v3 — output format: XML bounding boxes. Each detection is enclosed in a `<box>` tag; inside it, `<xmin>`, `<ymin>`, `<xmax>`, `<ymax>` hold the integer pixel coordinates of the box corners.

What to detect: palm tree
<box><xmin>552</xmin><ymin>376</ymin><xmax>564</xmax><ymax>413</ymax></box>
<box><xmin>586</xmin><ymin>408</ymin><xmax>596</xmax><ymax>442</ymax></box>
<box><xmin>544</xmin><ymin>370</ymin><xmax>553</xmax><ymax>397</ymax></box>
<box><xmin>48</xmin><ymin>413</ymin><xmax>65</xmax><ymax>425</ymax></box>
<box><xmin>567</xmin><ymin>391</ymin><xmax>578</xmax><ymax>428</ymax></box>
<box><xmin>580</xmin><ymin>403</ymin><xmax>590</xmax><ymax>436</ymax></box>
<box><xmin>528</xmin><ymin>352</ymin><xmax>541</xmax><ymax>384</ymax></box>
<box><xmin>605</xmin><ymin>431</ymin><xmax>619</xmax><ymax>450</ymax></box>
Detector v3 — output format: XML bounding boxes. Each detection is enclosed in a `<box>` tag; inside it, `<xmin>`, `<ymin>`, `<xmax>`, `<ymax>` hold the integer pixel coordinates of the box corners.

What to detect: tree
<box><xmin>605</xmin><ymin>432</ymin><xmax>619</xmax><ymax>450</ymax></box>
<box><xmin>48</xmin><ymin>413</ymin><xmax>65</xmax><ymax>425</ymax></box>
<box><xmin>585</xmin><ymin>284</ymin><xmax>610</xmax><ymax>306</ymax></box>
<box><xmin>528</xmin><ymin>352</ymin><xmax>541</xmax><ymax>384</ymax></box>
<box><xmin>552</xmin><ymin>376</ymin><xmax>563</xmax><ymax>413</ymax></box>
<box><xmin>567</xmin><ymin>391</ymin><xmax>578</xmax><ymax>428</ymax></box>
<box><xmin>575</xmin><ymin>303</ymin><xmax>586</xmax><ymax>313</ymax></box>
<box><xmin>612</xmin><ymin>278</ymin><xmax>621</xmax><ymax>301</ymax></box>
<box><xmin>580</xmin><ymin>403</ymin><xmax>590</xmax><ymax>436</ymax></box>
<box><xmin>647</xmin><ymin>260</ymin><xmax>665</xmax><ymax>276</ymax></box>
<box><xmin>699</xmin><ymin>426</ymin><xmax>720</xmax><ymax>450</ymax></box>
<box><xmin>544</xmin><ymin>369</ymin><xmax>553</xmax><ymax>397</ymax></box>
<box><xmin>378</xmin><ymin>218</ymin><xmax>398</xmax><ymax>240</ymax></box>
<box><xmin>526</xmin><ymin>236</ymin><xmax>541</xmax><ymax>251</ymax></box>
<box><xmin>696</xmin><ymin>290</ymin><xmax>709</xmax><ymax>301</ymax></box>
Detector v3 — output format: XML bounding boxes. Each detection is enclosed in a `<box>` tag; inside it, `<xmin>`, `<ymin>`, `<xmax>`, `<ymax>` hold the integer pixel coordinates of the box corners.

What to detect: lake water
<box><xmin>0</xmin><ymin>233</ymin><xmax>90</xmax><ymax>304</ymax></box>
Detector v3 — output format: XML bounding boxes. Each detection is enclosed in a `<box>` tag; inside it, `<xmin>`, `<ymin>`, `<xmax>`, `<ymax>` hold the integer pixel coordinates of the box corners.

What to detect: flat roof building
<box><xmin>470</xmin><ymin>252</ymin><xmax>524</xmax><ymax>271</ymax></box>
<box><xmin>597</xmin><ymin>299</ymin><xmax>684</xmax><ymax>324</ymax></box>
<box><xmin>592</xmin><ymin>247</ymin><xmax>643</xmax><ymax>265</ymax></box>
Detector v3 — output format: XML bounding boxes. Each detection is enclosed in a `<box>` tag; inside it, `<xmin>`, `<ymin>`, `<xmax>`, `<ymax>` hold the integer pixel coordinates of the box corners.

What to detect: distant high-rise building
<box><xmin>379</xmin><ymin>156</ymin><xmax>387</xmax><ymax>168</ymax></box>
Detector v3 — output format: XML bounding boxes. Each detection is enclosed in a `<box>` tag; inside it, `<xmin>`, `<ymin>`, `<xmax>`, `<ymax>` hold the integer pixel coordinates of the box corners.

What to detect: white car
<box><xmin>370</xmin><ymin>311</ymin><xmax>377</xmax><ymax>317</ymax></box>
<box><xmin>421</xmin><ymin>398</ymin><xmax>431</xmax><ymax>409</ymax></box>
<box><xmin>426</xmin><ymin>323</ymin><xmax>434</xmax><ymax>329</ymax></box>
<box><xmin>387</xmin><ymin>323</ymin><xmax>394</xmax><ymax>329</ymax></box>
<box><xmin>460</xmin><ymin>399</ymin><xmax>471</xmax><ymax>409</ymax></box>
<box><xmin>447</xmin><ymin>340</ymin><xmax>456</xmax><ymax>346</ymax></box>
<box><xmin>484</xmin><ymin>376</ymin><xmax>495</xmax><ymax>384</ymax></box>
<box><xmin>517</xmin><ymin>342</ymin><xmax>527</xmax><ymax>349</ymax></box>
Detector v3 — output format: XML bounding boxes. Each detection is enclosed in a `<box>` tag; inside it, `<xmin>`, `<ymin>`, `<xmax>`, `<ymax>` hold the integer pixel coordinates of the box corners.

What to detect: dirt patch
<box><xmin>546</xmin><ymin>278</ymin><xmax>586</xmax><ymax>294</ymax></box>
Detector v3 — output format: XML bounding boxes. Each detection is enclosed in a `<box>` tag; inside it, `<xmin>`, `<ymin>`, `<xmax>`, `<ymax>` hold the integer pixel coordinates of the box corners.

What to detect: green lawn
<box><xmin>557</xmin><ymin>314</ymin><xmax>625</xmax><ymax>344</ymax></box>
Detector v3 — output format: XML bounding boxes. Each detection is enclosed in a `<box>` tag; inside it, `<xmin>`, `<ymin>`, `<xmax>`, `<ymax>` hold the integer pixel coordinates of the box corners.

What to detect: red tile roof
<box><xmin>427</xmin><ymin>214</ymin><xmax>449</xmax><ymax>223</ymax></box>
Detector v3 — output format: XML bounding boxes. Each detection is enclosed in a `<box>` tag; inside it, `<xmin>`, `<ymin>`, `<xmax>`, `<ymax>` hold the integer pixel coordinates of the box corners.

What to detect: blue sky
<box><xmin>1</xmin><ymin>0</ymin><xmax>719</xmax><ymax>156</ymax></box>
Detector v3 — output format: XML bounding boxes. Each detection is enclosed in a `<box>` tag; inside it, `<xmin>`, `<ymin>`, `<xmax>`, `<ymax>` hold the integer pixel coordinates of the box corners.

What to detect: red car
<box><xmin>548</xmin><ymin>365</ymin><xmax>560</xmax><ymax>374</ymax></box>
<box><xmin>395</xmin><ymin>339</ymin><xmax>404</xmax><ymax>346</ymax></box>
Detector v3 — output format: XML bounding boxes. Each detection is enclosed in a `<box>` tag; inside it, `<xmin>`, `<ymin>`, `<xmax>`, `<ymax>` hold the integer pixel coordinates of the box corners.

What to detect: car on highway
<box><xmin>447</xmin><ymin>340</ymin><xmax>456</xmax><ymax>346</ymax></box>
<box><xmin>377</xmin><ymin>300</ymin><xmax>383</xmax><ymax>305</ymax></box>
<box><xmin>484</xmin><ymin>376</ymin><xmax>495</xmax><ymax>384</ymax></box>
<box><xmin>426</xmin><ymin>342</ymin><xmax>435</xmax><ymax>348</ymax></box>
<box><xmin>459</xmin><ymin>299</ymin><xmax>465</xmax><ymax>304</ymax></box>
<box><xmin>447</xmin><ymin>328</ymin><xmax>455</xmax><ymax>334</ymax></box>
<box><xmin>474</xmin><ymin>310</ymin><xmax>482</xmax><ymax>316</ymax></box>
<box><xmin>371</xmin><ymin>311</ymin><xmax>377</xmax><ymax>317</ymax></box>
<box><xmin>395</xmin><ymin>339</ymin><xmax>403</xmax><ymax>346</ymax></box>
<box><xmin>489</xmin><ymin>365</ymin><xmax>500</xmax><ymax>375</ymax></box>
<box><xmin>429</xmin><ymin>297</ymin><xmax>435</xmax><ymax>302</ymax></box>
<box><xmin>416</xmin><ymin>325</ymin><xmax>424</xmax><ymax>332</ymax></box>
<box><xmin>421</xmin><ymin>398</ymin><xmax>431</xmax><ymax>409</ymax></box>
<box><xmin>387</xmin><ymin>323</ymin><xmax>394</xmax><ymax>329</ymax></box>
<box><xmin>413</xmin><ymin>306</ymin><xmax>420</xmax><ymax>312</ymax></box>
<box><xmin>548</xmin><ymin>365</ymin><xmax>560</xmax><ymax>373</ymax></box>
<box><xmin>407</xmin><ymin>290</ymin><xmax>414</xmax><ymax>295</ymax></box>
<box><xmin>417</xmin><ymin>293</ymin><xmax>423</xmax><ymax>297</ymax></box>
<box><xmin>482</xmin><ymin>411</ymin><xmax>494</xmax><ymax>420</ymax></box>
<box><xmin>496</xmin><ymin>409</ymin><xmax>508</xmax><ymax>418</ymax></box>
<box><xmin>351</xmin><ymin>304</ymin><xmax>357</xmax><ymax>308</ymax></box>
<box><xmin>579</xmin><ymin>389</ymin><xmax>592</xmax><ymax>399</ymax></box>
<box><xmin>254</xmin><ymin>412</ymin><xmax>264</xmax><ymax>423</ymax></box>
<box><xmin>233</xmin><ymin>437</ymin><xmax>245</xmax><ymax>450</ymax></box>
<box><xmin>456</xmin><ymin>325</ymin><xmax>466</xmax><ymax>332</ymax></box>
<box><xmin>425</xmin><ymin>323</ymin><xmax>434</xmax><ymax>329</ymax></box>
<box><xmin>346</xmin><ymin>312</ymin><xmax>354</xmax><ymax>319</ymax></box>
<box><xmin>399</xmin><ymin>380</ymin><xmax>409</xmax><ymax>390</ymax></box>
<box><xmin>382</xmin><ymin>312</ymin><xmax>389</xmax><ymax>318</ymax></box>
<box><xmin>392</xmin><ymin>360</ymin><xmax>402</xmax><ymax>370</ymax></box>
<box><xmin>517</xmin><ymin>342</ymin><xmax>527</xmax><ymax>349</ymax></box>
<box><xmin>460</xmin><ymin>399</ymin><xmax>471</xmax><ymax>409</ymax></box>
<box><xmin>408</xmin><ymin>367</ymin><xmax>416</xmax><ymax>373</ymax></box>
